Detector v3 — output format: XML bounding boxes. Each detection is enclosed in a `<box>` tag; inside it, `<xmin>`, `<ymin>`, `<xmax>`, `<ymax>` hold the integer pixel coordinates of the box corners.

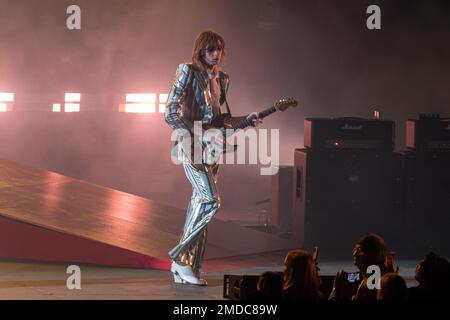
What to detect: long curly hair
<box><xmin>283</xmin><ymin>250</ymin><xmax>322</xmax><ymax>300</ymax></box>
<box><xmin>191</xmin><ymin>30</ymin><xmax>226</xmax><ymax>71</ymax></box>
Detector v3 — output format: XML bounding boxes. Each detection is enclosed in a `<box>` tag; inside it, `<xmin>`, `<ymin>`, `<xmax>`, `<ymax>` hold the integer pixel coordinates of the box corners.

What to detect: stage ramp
<box><xmin>0</xmin><ymin>160</ymin><xmax>293</xmax><ymax>270</ymax></box>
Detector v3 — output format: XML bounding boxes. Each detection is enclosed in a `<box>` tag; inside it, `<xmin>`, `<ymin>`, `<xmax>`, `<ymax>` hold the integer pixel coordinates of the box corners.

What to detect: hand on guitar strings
<box><xmin>246</xmin><ymin>112</ymin><xmax>263</xmax><ymax>127</ymax></box>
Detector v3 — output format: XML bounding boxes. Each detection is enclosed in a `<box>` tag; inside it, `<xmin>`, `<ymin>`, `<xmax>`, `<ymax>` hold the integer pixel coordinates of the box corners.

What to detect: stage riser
<box><xmin>0</xmin><ymin>215</ymin><xmax>169</xmax><ymax>270</ymax></box>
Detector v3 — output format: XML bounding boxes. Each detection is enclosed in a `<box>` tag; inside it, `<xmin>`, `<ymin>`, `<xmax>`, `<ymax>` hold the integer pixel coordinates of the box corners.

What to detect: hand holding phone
<box><xmin>313</xmin><ymin>246</ymin><xmax>319</xmax><ymax>261</ymax></box>
<box><xmin>333</xmin><ymin>270</ymin><xmax>359</xmax><ymax>299</ymax></box>
<box><xmin>346</xmin><ymin>272</ymin><xmax>361</xmax><ymax>283</ymax></box>
<box><xmin>312</xmin><ymin>246</ymin><xmax>320</xmax><ymax>271</ymax></box>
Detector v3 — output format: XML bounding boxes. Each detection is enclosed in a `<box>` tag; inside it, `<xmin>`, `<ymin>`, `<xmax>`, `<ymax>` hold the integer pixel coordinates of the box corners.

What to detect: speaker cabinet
<box><xmin>270</xmin><ymin>166</ymin><xmax>294</xmax><ymax>234</ymax></box>
<box><xmin>292</xmin><ymin>149</ymin><xmax>403</xmax><ymax>256</ymax></box>
<box><xmin>403</xmin><ymin>151</ymin><xmax>450</xmax><ymax>256</ymax></box>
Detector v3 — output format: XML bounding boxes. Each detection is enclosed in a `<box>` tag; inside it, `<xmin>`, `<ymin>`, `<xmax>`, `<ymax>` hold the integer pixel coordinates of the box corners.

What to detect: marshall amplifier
<box><xmin>304</xmin><ymin>117</ymin><xmax>395</xmax><ymax>151</ymax></box>
<box><xmin>406</xmin><ymin>114</ymin><xmax>450</xmax><ymax>151</ymax></box>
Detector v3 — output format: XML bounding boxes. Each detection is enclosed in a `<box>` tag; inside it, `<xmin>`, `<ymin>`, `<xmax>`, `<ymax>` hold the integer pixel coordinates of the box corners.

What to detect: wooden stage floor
<box><xmin>0</xmin><ymin>253</ymin><xmax>419</xmax><ymax>300</ymax></box>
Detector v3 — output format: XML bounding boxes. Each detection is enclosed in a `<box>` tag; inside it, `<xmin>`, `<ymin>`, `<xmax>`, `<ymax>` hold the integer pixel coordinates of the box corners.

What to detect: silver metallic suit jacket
<box><xmin>164</xmin><ymin>63</ymin><xmax>230</xmax><ymax>134</ymax></box>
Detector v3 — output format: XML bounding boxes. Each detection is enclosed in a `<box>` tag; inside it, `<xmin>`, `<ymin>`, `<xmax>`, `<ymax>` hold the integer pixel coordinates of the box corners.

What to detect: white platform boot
<box><xmin>171</xmin><ymin>261</ymin><xmax>207</xmax><ymax>286</ymax></box>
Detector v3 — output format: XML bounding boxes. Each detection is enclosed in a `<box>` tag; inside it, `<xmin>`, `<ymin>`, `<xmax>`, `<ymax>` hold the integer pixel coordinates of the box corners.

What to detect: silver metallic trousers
<box><xmin>168</xmin><ymin>152</ymin><xmax>220</xmax><ymax>276</ymax></box>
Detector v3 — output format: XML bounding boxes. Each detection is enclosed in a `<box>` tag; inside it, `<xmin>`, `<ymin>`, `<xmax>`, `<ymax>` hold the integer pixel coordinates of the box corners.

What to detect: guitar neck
<box><xmin>233</xmin><ymin>106</ymin><xmax>277</xmax><ymax>130</ymax></box>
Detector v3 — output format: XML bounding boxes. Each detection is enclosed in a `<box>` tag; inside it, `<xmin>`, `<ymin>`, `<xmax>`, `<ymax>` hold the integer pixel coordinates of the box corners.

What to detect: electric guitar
<box><xmin>196</xmin><ymin>97</ymin><xmax>298</xmax><ymax>166</ymax></box>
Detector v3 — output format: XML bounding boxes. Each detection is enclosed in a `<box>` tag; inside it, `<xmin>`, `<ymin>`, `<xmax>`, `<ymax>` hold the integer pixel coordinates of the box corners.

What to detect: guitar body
<box><xmin>184</xmin><ymin>98</ymin><xmax>298</xmax><ymax>169</ymax></box>
<box><xmin>201</xmin><ymin>114</ymin><xmax>238</xmax><ymax>167</ymax></box>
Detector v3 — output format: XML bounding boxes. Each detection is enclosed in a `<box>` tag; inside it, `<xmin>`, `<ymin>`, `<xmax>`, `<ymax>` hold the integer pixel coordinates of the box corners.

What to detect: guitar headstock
<box><xmin>275</xmin><ymin>98</ymin><xmax>298</xmax><ymax>111</ymax></box>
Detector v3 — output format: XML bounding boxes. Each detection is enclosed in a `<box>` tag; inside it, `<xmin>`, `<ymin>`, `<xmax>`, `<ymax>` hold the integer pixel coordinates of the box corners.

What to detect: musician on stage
<box><xmin>164</xmin><ymin>30</ymin><xmax>261</xmax><ymax>285</ymax></box>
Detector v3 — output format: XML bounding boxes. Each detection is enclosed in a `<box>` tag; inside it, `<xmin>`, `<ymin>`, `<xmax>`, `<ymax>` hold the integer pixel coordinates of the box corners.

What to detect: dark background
<box><xmin>0</xmin><ymin>0</ymin><xmax>449</xmax><ymax>216</ymax></box>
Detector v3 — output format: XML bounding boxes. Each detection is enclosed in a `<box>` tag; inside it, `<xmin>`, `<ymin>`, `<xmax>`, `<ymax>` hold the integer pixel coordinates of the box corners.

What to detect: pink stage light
<box><xmin>124</xmin><ymin>103</ymin><xmax>155</xmax><ymax>113</ymax></box>
<box><xmin>0</xmin><ymin>92</ymin><xmax>14</xmax><ymax>102</ymax></box>
<box><xmin>52</xmin><ymin>104</ymin><xmax>61</xmax><ymax>112</ymax></box>
<box><xmin>126</xmin><ymin>93</ymin><xmax>155</xmax><ymax>103</ymax></box>
<box><xmin>159</xmin><ymin>93</ymin><xmax>168</xmax><ymax>113</ymax></box>
<box><xmin>65</xmin><ymin>93</ymin><xmax>81</xmax><ymax>102</ymax></box>
<box><xmin>0</xmin><ymin>92</ymin><xmax>14</xmax><ymax>112</ymax></box>
<box><xmin>64</xmin><ymin>93</ymin><xmax>80</xmax><ymax>112</ymax></box>
<box><xmin>121</xmin><ymin>93</ymin><xmax>156</xmax><ymax>113</ymax></box>
<box><xmin>64</xmin><ymin>103</ymin><xmax>80</xmax><ymax>112</ymax></box>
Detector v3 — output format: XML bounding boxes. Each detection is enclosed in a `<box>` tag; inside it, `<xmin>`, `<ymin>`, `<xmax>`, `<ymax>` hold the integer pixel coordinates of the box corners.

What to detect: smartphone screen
<box><xmin>347</xmin><ymin>272</ymin><xmax>360</xmax><ymax>283</ymax></box>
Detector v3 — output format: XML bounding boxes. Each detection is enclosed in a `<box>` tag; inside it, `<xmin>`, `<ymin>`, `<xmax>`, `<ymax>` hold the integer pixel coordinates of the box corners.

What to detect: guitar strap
<box><xmin>220</xmin><ymin>75</ymin><xmax>232</xmax><ymax>117</ymax></box>
<box><xmin>224</xmin><ymin>96</ymin><xmax>232</xmax><ymax>117</ymax></box>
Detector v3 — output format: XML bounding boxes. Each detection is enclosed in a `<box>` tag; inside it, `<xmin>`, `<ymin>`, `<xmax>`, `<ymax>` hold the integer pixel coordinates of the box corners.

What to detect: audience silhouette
<box><xmin>282</xmin><ymin>250</ymin><xmax>324</xmax><ymax>300</ymax></box>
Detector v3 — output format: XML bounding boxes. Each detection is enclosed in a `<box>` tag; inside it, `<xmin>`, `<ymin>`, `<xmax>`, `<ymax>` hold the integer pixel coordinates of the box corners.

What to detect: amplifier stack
<box><xmin>277</xmin><ymin>115</ymin><xmax>450</xmax><ymax>257</ymax></box>
<box><xmin>292</xmin><ymin>117</ymin><xmax>401</xmax><ymax>256</ymax></box>
<box><xmin>403</xmin><ymin>114</ymin><xmax>450</xmax><ymax>255</ymax></box>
